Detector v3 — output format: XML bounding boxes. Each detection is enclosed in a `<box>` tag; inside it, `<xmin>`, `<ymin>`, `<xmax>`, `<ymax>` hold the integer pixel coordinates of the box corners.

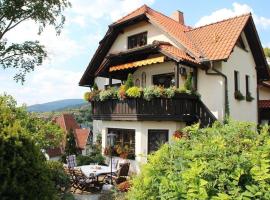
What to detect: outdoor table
<box><xmin>79</xmin><ymin>165</ymin><xmax>117</xmax><ymax>178</ymax></box>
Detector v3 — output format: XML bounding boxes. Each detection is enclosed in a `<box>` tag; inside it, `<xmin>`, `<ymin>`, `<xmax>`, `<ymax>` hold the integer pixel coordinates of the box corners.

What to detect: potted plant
<box><xmin>234</xmin><ymin>90</ymin><xmax>245</xmax><ymax>101</ymax></box>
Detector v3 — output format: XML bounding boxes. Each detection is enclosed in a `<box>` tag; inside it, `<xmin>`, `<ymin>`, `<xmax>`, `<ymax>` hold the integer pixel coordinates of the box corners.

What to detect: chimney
<box><xmin>171</xmin><ymin>10</ymin><xmax>184</xmax><ymax>25</ymax></box>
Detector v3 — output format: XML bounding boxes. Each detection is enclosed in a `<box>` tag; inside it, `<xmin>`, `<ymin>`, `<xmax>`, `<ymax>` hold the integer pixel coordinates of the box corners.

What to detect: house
<box><xmin>47</xmin><ymin>114</ymin><xmax>92</xmax><ymax>159</ymax></box>
<box><xmin>79</xmin><ymin>5</ymin><xmax>269</xmax><ymax>167</ymax></box>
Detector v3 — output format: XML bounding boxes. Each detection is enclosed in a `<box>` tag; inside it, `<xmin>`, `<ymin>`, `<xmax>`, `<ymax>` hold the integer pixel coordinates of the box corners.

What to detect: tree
<box><xmin>0</xmin><ymin>132</ymin><xmax>59</xmax><ymax>199</ymax></box>
<box><xmin>65</xmin><ymin>129</ymin><xmax>77</xmax><ymax>155</ymax></box>
<box><xmin>128</xmin><ymin>121</ymin><xmax>270</xmax><ymax>199</ymax></box>
<box><xmin>0</xmin><ymin>94</ymin><xmax>69</xmax><ymax>199</ymax></box>
<box><xmin>0</xmin><ymin>94</ymin><xmax>64</xmax><ymax>149</ymax></box>
<box><xmin>264</xmin><ymin>47</ymin><xmax>270</xmax><ymax>58</ymax></box>
<box><xmin>0</xmin><ymin>0</ymin><xmax>71</xmax><ymax>83</ymax></box>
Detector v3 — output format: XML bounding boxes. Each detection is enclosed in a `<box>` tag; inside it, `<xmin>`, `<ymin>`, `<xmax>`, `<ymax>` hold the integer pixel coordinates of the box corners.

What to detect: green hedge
<box><xmin>0</xmin><ymin>133</ymin><xmax>58</xmax><ymax>200</ymax></box>
<box><xmin>128</xmin><ymin>121</ymin><xmax>270</xmax><ymax>199</ymax></box>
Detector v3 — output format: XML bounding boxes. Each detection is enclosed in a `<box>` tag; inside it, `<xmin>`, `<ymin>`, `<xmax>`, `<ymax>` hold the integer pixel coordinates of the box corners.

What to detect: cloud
<box><xmin>69</xmin><ymin>0</ymin><xmax>155</xmax><ymax>24</ymax></box>
<box><xmin>195</xmin><ymin>2</ymin><xmax>270</xmax><ymax>30</ymax></box>
<box><xmin>0</xmin><ymin>0</ymin><xmax>156</xmax><ymax>105</ymax></box>
<box><xmin>0</xmin><ymin>66</ymin><xmax>88</xmax><ymax>106</ymax></box>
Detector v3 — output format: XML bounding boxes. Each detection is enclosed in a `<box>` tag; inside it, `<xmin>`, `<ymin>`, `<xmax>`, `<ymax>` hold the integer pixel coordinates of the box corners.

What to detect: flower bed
<box><xmin>84</xmin><ymin>85</ymin><xmax>200</xmax><ymax>102</ymax></box>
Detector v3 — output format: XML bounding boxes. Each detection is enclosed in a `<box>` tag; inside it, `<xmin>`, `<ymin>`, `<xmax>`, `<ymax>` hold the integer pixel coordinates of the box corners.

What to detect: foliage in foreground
<box><xmin>0</xmin><ymin>94</ymin><xmax>63</xmax><ymax>149</ymax></box>
<box><xmin>128</xmin><ymin>121</ymin><xmax>270</xmax><ymax>200</ymax></box>
<box><xmin>0</xmin><ymin>130</ymin><xmax>58</xmax><ymax>199</ymax></box>
<box><xmin>0</xmin><ymin>94</ymin><xmax>67</xmax><ymax>199</ymax></box>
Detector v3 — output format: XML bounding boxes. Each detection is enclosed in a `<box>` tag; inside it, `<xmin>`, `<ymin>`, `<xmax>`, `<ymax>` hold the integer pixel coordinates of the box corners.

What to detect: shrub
<box><xmin>100</xmin><ymin>89</ymin><xmax>113</xmax><ymax>101</ymax></box>
<box><xmin>234</xmin><ymin>90</ymin><xmax>245</xmax><ymax>100</ymax></box>
<box><xmin>164</xmin><ymin>87</ymin><xmax>176</xmax><ymax>98</ymax></box>
<box><xmin>118</xmin><ymin>85</ymin><xmax>127</xmax><ymax>100</ymax></box>
<box><xmin>84</xmin><ymin>92</ymin><xmax>91</xmax><ymax>101</ymax></box>
<box><xmin>128</xmin><ymin>121</ymin><xmax>270</xmax><ymax>200</ymax></box>
<box><xmin>246</xmin><ymin>92</ymin><xmax>254</xmax><ymax>102</ymax></box>
<box><xmin>46</xmin><ymin>161</ymin><xmax>70</xmax><ymax>196</ymax></box>
<box><xmin>0</xmin><ymin>132</ymin><xmax>58</xmax><ymax>199</ymax></box>
<box><xmin>143</xmin><ymin>86</ymin><xmax>155</xmax><ymax>101</ymax></box>
<box><xmin>76</xmin><ymin>152</ymin><xmax>105</xmax><ymax>166</ymax></box>
<box><xmin>126</xmin><ymin>87</ymin><xmax>142</xmax><ymax>98</ymax></box>
<box><xmin>153</xmin><ymin>86</ymin><xmax>164</xmax><ymax>98</ymax></box>
<box><xmin>184</xmin><ymin>73</ymin><xmax>194</xmax><ymax>91</ymax></box>
<box><xmin>125</xmin><ymin>74</ymin><xmax>134</xmax><ymax>90</ymax></box>
<box><xmin>93</xmin><ymin>82</ymin><xmax>99</xmax><ymax>91</ymax></box>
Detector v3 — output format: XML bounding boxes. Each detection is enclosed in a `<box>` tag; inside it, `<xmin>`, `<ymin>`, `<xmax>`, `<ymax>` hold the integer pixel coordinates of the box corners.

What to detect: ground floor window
<box><xmin>148</xmin><ymin>129</ymin><xmax>168</xmax><ymax>154</ymax></box>
<box><xmin>107</xmin><ymin>128</ymin><xmax>135</xmax><ymax>159</ymax></box>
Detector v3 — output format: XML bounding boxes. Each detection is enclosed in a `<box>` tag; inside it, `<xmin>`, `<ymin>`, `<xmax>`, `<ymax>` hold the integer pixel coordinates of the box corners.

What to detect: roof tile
<box><xmin>74</xmin><ymin>129</ymin><xmax>90</xmax><ymax>150</ymax></box>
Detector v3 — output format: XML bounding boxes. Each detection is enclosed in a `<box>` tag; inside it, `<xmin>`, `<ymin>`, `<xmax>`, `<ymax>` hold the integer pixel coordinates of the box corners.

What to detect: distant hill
<box><xmin>27</xmin><ymin>99</ymin><xmax>86</xmax><ymax>112</ymax></box>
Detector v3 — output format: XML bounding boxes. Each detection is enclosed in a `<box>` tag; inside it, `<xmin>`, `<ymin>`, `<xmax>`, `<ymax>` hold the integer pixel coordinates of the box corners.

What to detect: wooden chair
<box><xmin>104</xmin><ymin>163</ymin><xmax>130</xmax><ymax>185</ymax></box>
<box><xmin>69</xmin><ymin>168</ymin><xmax>97</xmax><ymax>192</ymax></box>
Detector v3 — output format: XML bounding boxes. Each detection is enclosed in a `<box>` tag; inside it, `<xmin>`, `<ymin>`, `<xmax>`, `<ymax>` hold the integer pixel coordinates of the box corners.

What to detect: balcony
<box><xmin>91</xmin><ymin>93</ymin><xmax>216</xmax><ymax>127</ymax></box>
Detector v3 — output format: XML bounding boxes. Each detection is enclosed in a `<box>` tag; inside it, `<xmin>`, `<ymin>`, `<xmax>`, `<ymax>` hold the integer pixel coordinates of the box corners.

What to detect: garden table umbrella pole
<box><xmin>107</xmin><ymin>132</ymin><xmax>117</xmax><ymax>185</ymax></box>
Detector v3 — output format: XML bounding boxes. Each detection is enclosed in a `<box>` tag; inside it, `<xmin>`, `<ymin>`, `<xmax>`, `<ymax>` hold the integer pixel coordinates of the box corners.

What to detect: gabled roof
<box><xmin>79</xmin><ymin>5</ymin><xmax>270</xmax><ymax>86</ymax></box>
<box><xmin>53</xmin><ymin>114</ymin><xmax>80</xmax><ymax>132</ymax></box>
<box><xmin>74</xmin><ymin>129</ymin><xmax>90</xmax><ymax>150</ymax></box>
<box><xmin>186</xmin><ymin>14</ymin><xmax>250</xmax><ymax>61</ymax></box>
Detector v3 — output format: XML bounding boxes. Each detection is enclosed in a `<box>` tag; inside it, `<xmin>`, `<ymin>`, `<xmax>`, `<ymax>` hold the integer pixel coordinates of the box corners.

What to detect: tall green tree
<box><xmin>264</xmin><ymin>47</ymin><xmax>270</xmax><ymax>58</ymax></box>
<box><xmin>0</xmin><ymin>94</ymin><xmax>66</xmax><ymax>199</ymax></box>
<box><xmin>65</xmin><ymin>129</ymin><xmax>77</xmax><ymax>155</ymax></box>
<box><xmin>0</xmin><ymin>94</ymin><xmax>63</xmax><ymax>149</ymax></box>
<box><xmin>0</xmin><ymin>0</ymin><xmax>71</xmax><ymax>83</ymax></box>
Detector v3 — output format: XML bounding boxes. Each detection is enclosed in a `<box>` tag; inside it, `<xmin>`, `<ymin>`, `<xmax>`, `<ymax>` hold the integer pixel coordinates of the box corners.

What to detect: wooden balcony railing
<box><xmin>91</xmin><ymin>93</ymin><xmax>216</xmax><ymax>127</ymax></box>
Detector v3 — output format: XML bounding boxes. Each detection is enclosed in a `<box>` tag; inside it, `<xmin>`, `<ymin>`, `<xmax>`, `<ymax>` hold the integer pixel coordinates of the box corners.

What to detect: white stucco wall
<box><xmin>259</xmin><ymin>86</ymin><xmax>270</xmax><ymax>100</ymax></box>
<box><xmin>99</xmin><ymin>121</ymin><xmax>185</xmax><ymax>166</ymax></box>
<box><xmin>197</xmin><ymin>65</ymin><xmax>224</xmax><ymax>120</ymax></box>
<box><xmin>222</xmin><ymin>44</ymin><xmax>258</xmax><ymax>123</ymax></box>
<box><xmin>108</xmin><ymin>21</ymin><xmax>180</xmax><ymax>54</ymax></box>
<box><xmin>132</xmin><ymin>61</ymin><xmax>192</xmax><ymax>88</ymax></box>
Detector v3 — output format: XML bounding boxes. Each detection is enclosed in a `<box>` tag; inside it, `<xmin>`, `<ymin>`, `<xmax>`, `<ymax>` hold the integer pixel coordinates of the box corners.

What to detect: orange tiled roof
<box><xmin>115</xmin><ymin>5</ymin><xmax>201</xmax><ymax>59</ymax></box>
<box><xmin>259</xmin><ymin>100</ymin><xmax>270</xmax><ymax>109</ymax></box>
<box><xmin>74</xmin><ymin>129</ymin><xmax>90</xmax><ymax>150</ymax></box>
<box><xmin>113</xmin><ymin>5</ymin><xmax>251</xmax><ymax>62</ymax></box>
<box><xmin>54</xmin><ymin>114</ymin><xmax>80</xmax><ymax>133</ymax></box>
<box><xmin>186</xmin><ymin>14</ymin><xmax>251</xmax><ymax>61</ymax></box>
<box><xmin>159</xmin><ymin>44</ymin><xmax>199</xmax><ymax>65</ymax></box>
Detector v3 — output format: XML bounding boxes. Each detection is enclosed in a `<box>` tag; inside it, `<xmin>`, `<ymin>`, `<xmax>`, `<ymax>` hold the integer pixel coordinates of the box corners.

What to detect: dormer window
<box><xmin>128</xmin><ymin>32</ymin><xmax>147</xmax><ymax>49</ymax></box>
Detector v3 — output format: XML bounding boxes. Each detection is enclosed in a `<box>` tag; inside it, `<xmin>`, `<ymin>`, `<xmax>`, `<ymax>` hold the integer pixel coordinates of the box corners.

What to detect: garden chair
<box><xmin>66</xmin><ymin>154</ymin><xmax>77</xmax><ymax>168</ymax></box>
<box><xmin>104</xmin><ymin>162</ymin><xmax>130</xmax><ymax>185</ymax></box>
<box><xmin>69</xmin><ymin>168</ymin><xmax>98</xmax><ymax>192</ymax></box>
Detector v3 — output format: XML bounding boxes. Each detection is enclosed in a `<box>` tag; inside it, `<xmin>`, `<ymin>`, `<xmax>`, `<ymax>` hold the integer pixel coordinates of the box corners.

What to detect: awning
<box><xmin>109</xmin><ymin>56</ymin><xmax>165</xmax><ymax>72</ymax></box>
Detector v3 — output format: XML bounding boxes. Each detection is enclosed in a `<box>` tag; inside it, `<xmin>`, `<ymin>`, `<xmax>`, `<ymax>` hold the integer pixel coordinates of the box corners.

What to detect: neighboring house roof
<box><xmin>74</xmin><ymin>129</ymin><xmax>91</xmax><ymax>150</ymax></box>
<box><xmin>79</xmin><ymin>4</ymin><xmax>269</xmax><ymax>86</ymax></box>
<box><xmin>53</xmin><ymin>114</ymin><xmax>80</xmax><ymax>132</ymax></box>
<box><xmin>259</xmin><ymin>100</ymin><xmax>270</xmax><ymax>109</ymax></box>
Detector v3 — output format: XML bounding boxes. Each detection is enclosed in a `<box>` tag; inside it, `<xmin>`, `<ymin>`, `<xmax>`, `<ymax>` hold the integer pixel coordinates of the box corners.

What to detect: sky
<box><xmin>0</xmin><ymin>0</ymin><xmax>269</xmax><ymax>106</ymax></box>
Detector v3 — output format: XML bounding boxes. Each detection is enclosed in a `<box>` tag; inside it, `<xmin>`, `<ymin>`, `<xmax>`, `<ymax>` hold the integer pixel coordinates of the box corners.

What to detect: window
<box><xmin>234</xmin><ymin>71</ymin><xmax>239</xmax><ymax>92</ymax></box>
<box><xmin>128</xmin><ymin>32</ymin><xmax>147</xmax><ymax>49</ymax></box>
<box><xmin>236</xmin><ymin>36</ymin><xmax>246</xmax><ymax>50</ymax></box>
<box><xmin>153</xmin><ymin>73</ymin><xmax>174</xmax><ymax>88</ymax></box>
<box><xmin>141</xmin><ymin>72</ymin><xmax>146</xmax><ymax>88</ymax></box>
<box><xmin>107</xmin><ymin>128</ymin><xmax>135</xmax><ymax>159</ymax></box>
<box><xmin>135</xmin><ymin>79</ymin><xmax>140</xmax><ymax>87</ymax></box>
<box><xmin>148</xmin><ymin>130</ymin><xmax>168</xmax><ymax>154</ymax></box>
<box><xmin>245</xmin><ymin>75</ymin><xmax>250</xmax><ymax>95</ymax></box>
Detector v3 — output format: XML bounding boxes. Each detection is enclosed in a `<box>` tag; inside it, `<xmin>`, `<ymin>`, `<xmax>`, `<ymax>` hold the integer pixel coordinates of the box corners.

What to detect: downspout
<box><xmin>205</xmin><ymin>61</ymin><xmax>230</xmax><ymax>117</ymax></box>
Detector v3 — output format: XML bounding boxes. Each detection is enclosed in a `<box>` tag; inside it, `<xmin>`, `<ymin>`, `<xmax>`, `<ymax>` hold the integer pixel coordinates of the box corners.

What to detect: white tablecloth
<box><xmin>79</xmin><ymin>165</ymin><xmax>117</xmax><ymax>177</ymax></box>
